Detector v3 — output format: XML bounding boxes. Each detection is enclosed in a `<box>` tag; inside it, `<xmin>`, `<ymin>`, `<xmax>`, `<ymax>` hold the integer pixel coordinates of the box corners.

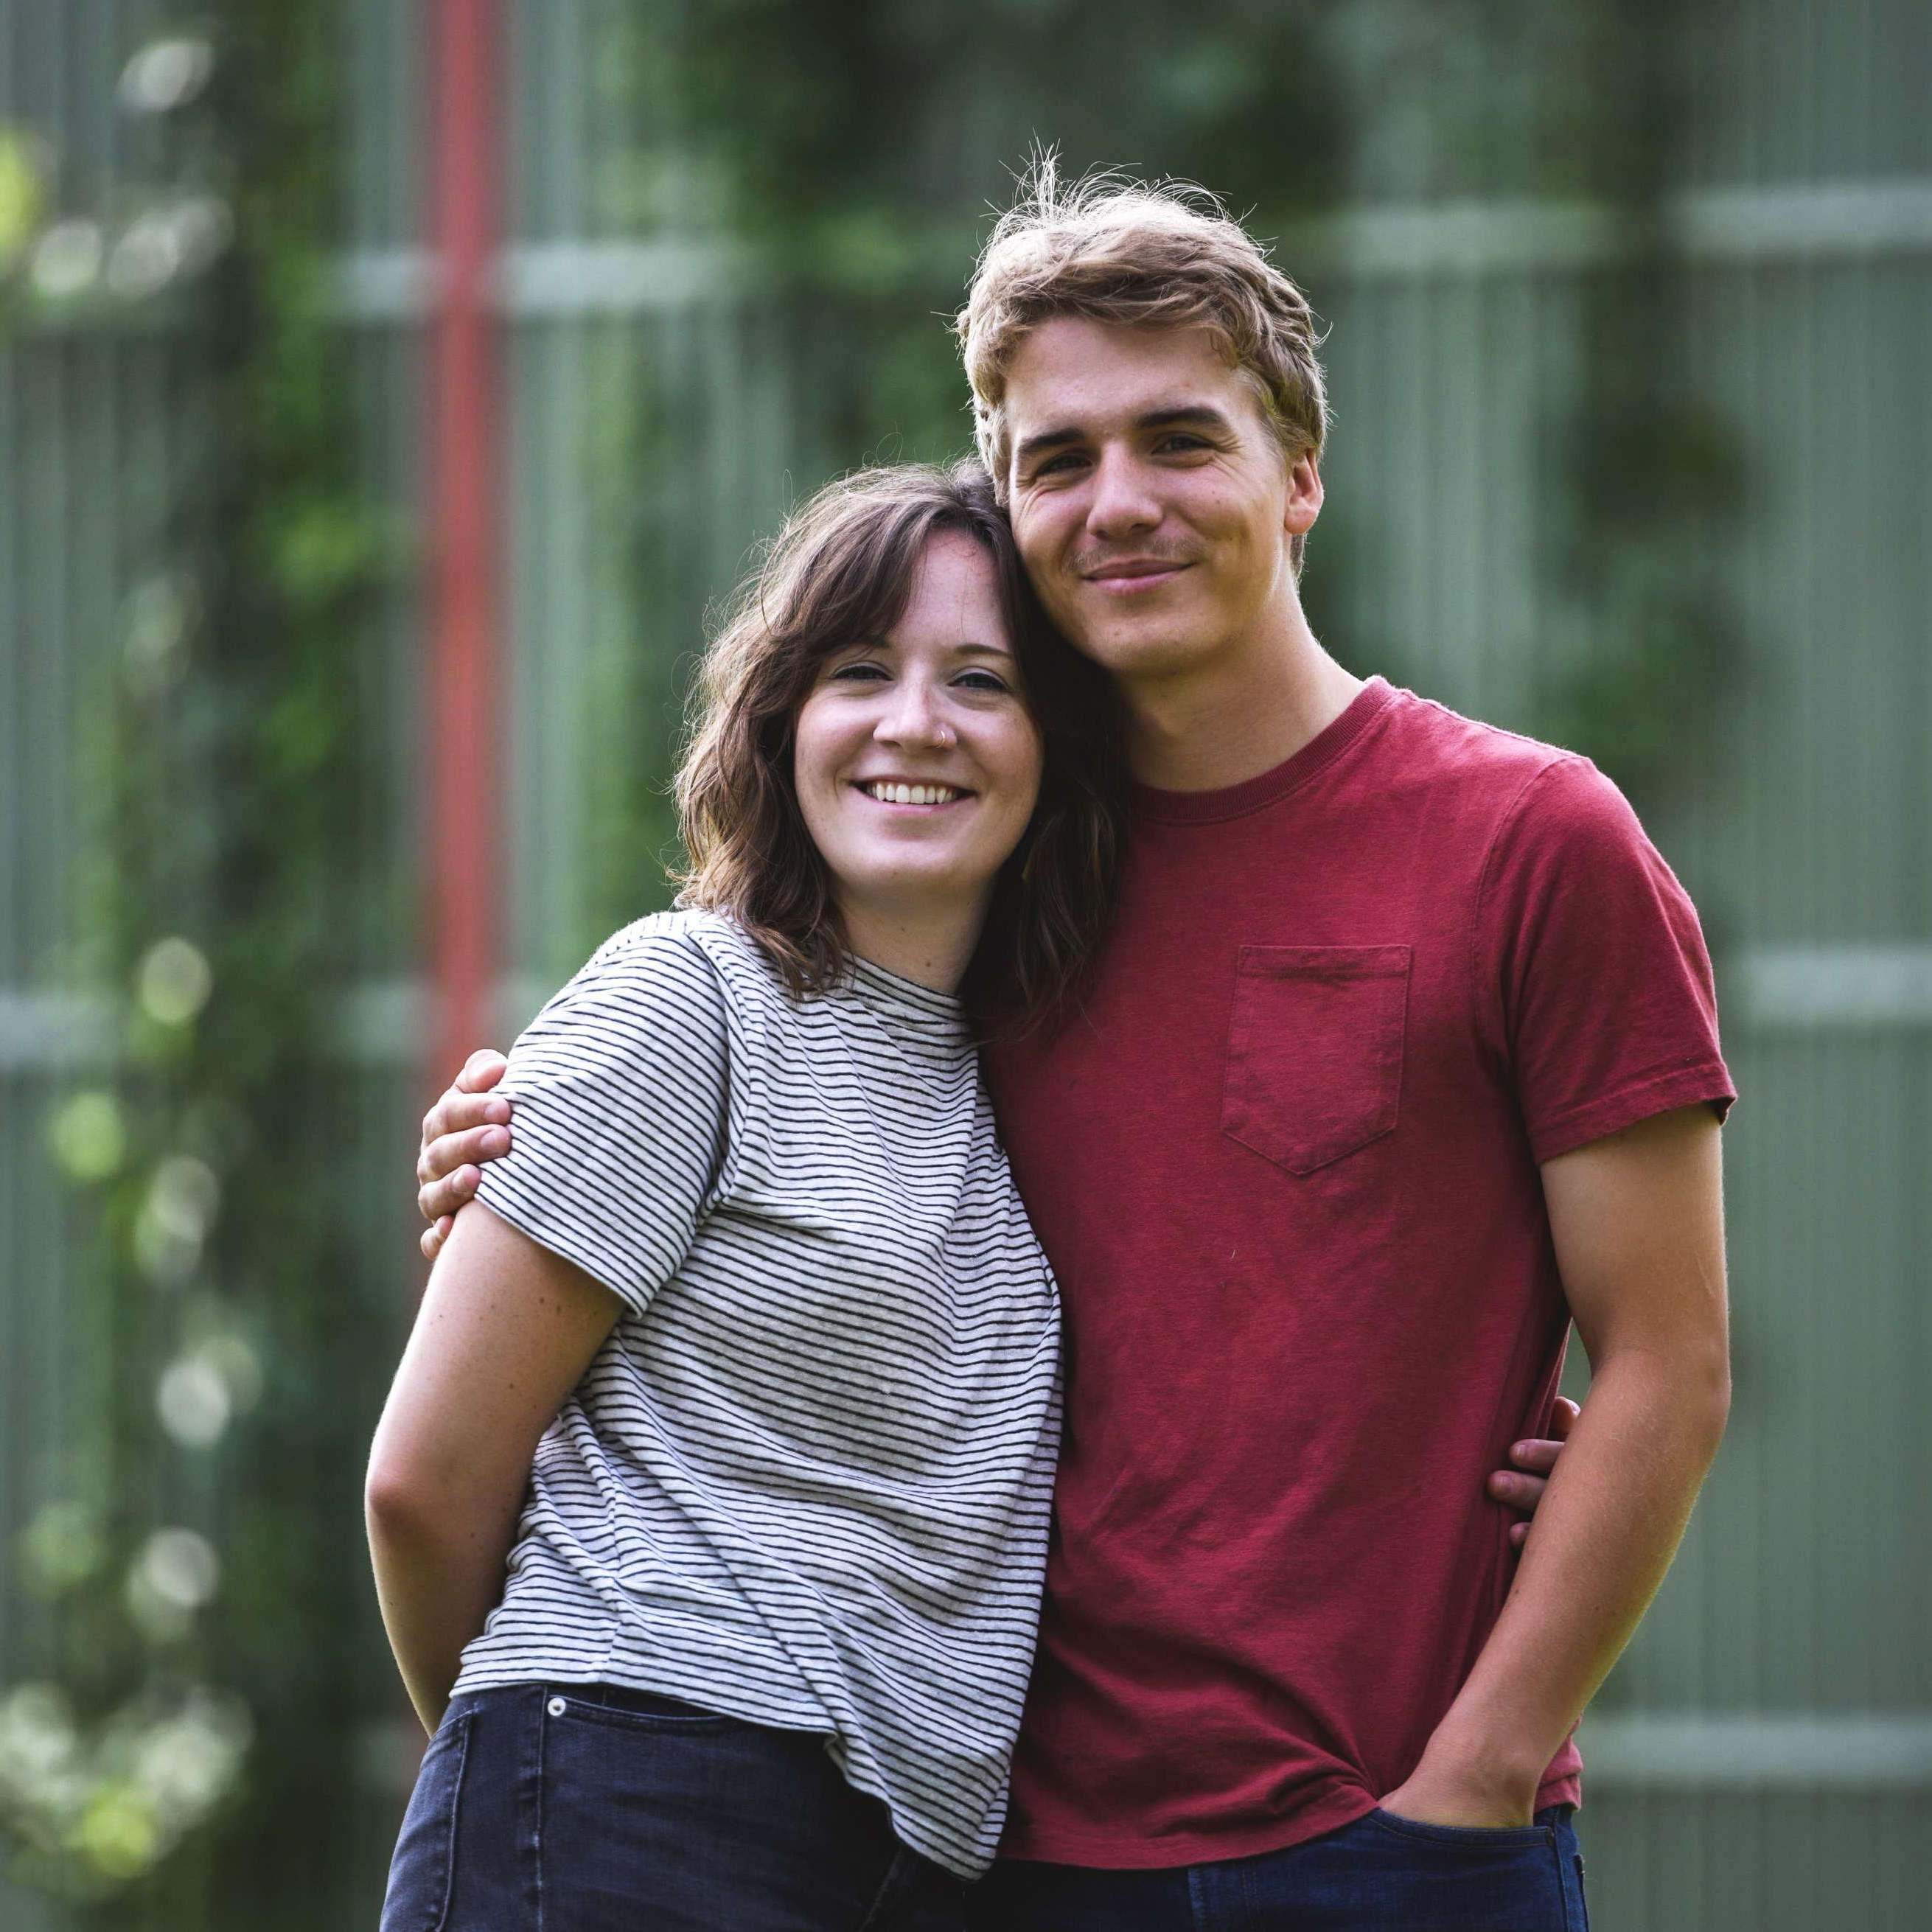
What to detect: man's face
<box><xmin>1001</xmin><ymin>317</ymin><xmax>1321</xmax><ymax>683</ymax></box>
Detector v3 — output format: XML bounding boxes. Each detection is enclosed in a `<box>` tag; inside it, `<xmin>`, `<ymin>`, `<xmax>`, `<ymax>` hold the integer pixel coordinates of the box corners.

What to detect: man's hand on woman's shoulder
<box><xmin>416</xmin><ymin>1050</ymin><xmax>512</xmax><ymax>1260</ymax></box>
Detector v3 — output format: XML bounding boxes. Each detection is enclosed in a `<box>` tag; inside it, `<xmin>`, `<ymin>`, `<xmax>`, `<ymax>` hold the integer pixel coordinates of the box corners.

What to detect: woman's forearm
<box><xmin>366</xmin><ymin>1485</ymin><xmax>523</xmax><ymax>1734</ymax></box>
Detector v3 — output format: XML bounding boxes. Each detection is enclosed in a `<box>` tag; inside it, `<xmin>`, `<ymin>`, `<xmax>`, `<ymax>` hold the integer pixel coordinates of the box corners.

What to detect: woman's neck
<box><xmin>837</xmin><ymin>893</ymin><xmax>989</xmax><ymax>994</ymax></box>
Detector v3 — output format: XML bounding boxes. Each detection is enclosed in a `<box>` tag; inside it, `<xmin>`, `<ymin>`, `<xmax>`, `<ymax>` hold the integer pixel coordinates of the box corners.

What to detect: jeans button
<box><xmin>546</xmin><ymin>1697</ymin><xmax>566</xmax><ymax>1717</ymax></box>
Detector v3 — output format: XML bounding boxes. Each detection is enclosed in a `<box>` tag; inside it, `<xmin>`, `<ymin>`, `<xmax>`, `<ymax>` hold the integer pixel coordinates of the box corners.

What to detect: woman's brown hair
<box><xmin>674</xmin><ymin>458</ymin><xmax>1124</xmax><ymax>1027</ymax></box>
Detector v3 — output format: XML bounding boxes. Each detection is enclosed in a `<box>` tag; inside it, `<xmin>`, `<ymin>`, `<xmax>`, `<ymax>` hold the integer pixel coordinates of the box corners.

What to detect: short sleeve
<box><xmin>1475</xmin><ymin>757</ymin><xmax>1735</xmax><ymax>1165</ymax></box>
<box><xmin>472</xmin><ymin>924</ymin><xmax>732</xmax><ymax>1317</ymax></box>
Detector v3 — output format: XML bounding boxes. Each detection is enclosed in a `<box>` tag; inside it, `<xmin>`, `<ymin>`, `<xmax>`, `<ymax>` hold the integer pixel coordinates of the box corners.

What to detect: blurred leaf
<box><xmin>16</xmin><ymin>1502</ymin><xmax>111</xmax><ymax>1599</ymax></box>
<box><xmin>47</xmin><ymin>1092</ymin><xmax>129</xmax><ymax>1184</ymax></box>
<box><xmin>269</xmin><ymin>501</ymin><xmax>386</xmax><ymax>606</ymax></box>
<box><xmin>0</xmin><ymin>124</ymin><xmax>47</xmax><ymax>271</ymax></box>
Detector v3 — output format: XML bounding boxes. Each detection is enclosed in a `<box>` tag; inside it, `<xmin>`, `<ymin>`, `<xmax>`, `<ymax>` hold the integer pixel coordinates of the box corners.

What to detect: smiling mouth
<box><xmin>1084</xmin><ymin>562</ymin><xmax>1193</xmax><ymax>592</ymax></box>
<box><xmin>855</xmin><ymin>781</ymin><xmax>973</xmax><ymax>807</ymax></box>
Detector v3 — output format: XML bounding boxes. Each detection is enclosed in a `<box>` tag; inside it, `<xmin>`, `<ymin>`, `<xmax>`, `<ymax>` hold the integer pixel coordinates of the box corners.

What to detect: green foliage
<box><xmin>605</xmin><ymin>0</ymin><xmax>1347</xmax><ymax>472</ymax></box>
<box><xmin>1524</xmin><ymin>0</ymin><xmax>1751</xmax><ymax>809</ymax></box>
<box><xmin>0</xmin><ymin>6</ymin><xmax>1751</xmax><ymax>1922</ymax></box>
<box><xmin>4</xmin><ymin>5</ymin><xmax>383</xmax><ymax>1919</ymax></box>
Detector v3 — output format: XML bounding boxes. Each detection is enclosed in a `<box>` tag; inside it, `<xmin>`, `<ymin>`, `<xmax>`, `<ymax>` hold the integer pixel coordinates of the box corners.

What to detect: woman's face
<box><xmin>793</xmin><ymin>531</ymin><xmax>1044</xmax><ymax>932</ymax></box>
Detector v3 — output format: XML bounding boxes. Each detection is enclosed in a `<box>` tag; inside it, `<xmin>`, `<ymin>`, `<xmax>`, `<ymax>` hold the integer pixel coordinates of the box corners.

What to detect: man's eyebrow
<box><xmin>1014</xmin><ymin>404</ymin><xmax>1238</xmax><ymax>468</ymax></box>
<box><xmin>1013</xmin><ymin>425</ymin><xmax>1085</xmax><ymax>468</ymax></box>
<box><xmin>1137</xmin><ymin>404</ymin><xmax>1238</xmax><ymax>436</ymax></box>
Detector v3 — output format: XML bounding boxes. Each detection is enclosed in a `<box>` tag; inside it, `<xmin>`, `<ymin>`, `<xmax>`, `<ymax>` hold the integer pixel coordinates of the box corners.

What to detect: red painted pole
<box><xmin>426</xmin><ymin>0</ymin><xmax>500</xmax><ymax>1116</ymax></box>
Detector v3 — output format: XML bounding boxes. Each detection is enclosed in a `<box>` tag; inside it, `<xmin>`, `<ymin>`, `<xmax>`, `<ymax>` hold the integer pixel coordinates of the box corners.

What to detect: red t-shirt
<box><xmin>984</xmin><ymin>677</ymin><xmax>1734</xmax><ymax>1869</ymax></box>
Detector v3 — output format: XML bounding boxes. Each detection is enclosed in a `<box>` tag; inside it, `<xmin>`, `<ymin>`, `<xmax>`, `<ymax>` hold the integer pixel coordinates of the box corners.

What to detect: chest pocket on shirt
<box><xmin>1221</xmin><ymin>945</ymin><xmax>1411</xmax><ymax>1175</ymax></box>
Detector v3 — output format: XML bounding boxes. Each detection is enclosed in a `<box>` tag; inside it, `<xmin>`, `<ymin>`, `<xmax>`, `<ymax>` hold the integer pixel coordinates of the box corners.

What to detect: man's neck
<box><xmin>1119</xmin><ymin>609</ymin><xmax>1364</xmax><ymax>794</ymax></box>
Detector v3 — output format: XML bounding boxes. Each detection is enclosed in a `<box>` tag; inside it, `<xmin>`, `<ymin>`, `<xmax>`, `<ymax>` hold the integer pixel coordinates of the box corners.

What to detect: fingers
<box><xmin>1488</xmin><ymin>1470</ymin><xmax>1549</xmax><ymax>1522</ymax></box>
<box><xmin>419</xmin><ymin>1089</ymin><xmax>512</xmax><ymax>1154</ymax></box>
<box><xmin>418</xmin><ymin>1156</ymin><xmax>488</xmax><ymax>1230</ymax></box>
<box><xmin>1493</xmin><ymin>1404</ymin><xmax>1578</xmax><ymax>1538</ymax></box>
<box><xmin>416</xmin><ymin>1118</ymin><xmax>511</xmax><ymax>1192</ymax></box>
<box><xmin>1507</xmin><ymin>1436</ymin><xmax>1565</xmax><ymax>1476</ymax></box>
<box><xmin>414</xmin><ymin>1051</ymin><xmax>508</xmax><ymax>1260</ymax></box>
<box><xmin>419</xmin><ymin>1050</ymin><xmax>511</xmax><ymax>1149</ymax></box>
<box><xmin>455</xmin><ymin>1049</ymin><xmax>509</xmax><ymax>1094</ymax></box>
<box><xmin>419</xmin><ymin>1216</ymin><xmax>453</xmax><ymax>1263</ymax></box>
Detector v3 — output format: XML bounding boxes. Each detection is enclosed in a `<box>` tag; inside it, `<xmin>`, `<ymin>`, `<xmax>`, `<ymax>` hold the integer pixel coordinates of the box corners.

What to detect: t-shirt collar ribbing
<box><xmin>842</xmin><ymin>954</ymin><xmax>973</xmax><ymax>1059</ymax></box>
<box><xmin>1128</xmin><ymin>676</ymin><xmax>1399</xmax><ymax>826</ymax></box>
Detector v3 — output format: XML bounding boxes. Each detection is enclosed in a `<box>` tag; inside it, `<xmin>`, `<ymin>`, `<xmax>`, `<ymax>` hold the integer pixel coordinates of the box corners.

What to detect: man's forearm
<box><xmin>1417</xmin><ymin>1348</ymin><xmax>1728</xmax><ymax>1804</ymax></box>
<box><xmin>366</xmin><ymin>1490</ymin><xmax>521</xmax><ymax>1734</ymax></box>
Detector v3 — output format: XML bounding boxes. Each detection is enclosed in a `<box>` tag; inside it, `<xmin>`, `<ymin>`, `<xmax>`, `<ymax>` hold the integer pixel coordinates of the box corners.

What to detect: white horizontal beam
<box><xmin>343</xmin><ymin>1711</ymin><xmax>1927</xmax><ymax>1799</ymax></box>
<box><xmin>1674</xmin><ymin>176</ymin><xmax>1932</xmax><ymax>262</ymax></box>
<box><xmin>1294</xmin><ymin>199</ymin><xmax>1628</xmax><ymax>278</ymax></box>
<box><xmin>0</xmin><ymin>990</ymin><xmax>118</xmax><ymax>1072</ymax></box>
<box><xmin>333</xmin><ymin>236</ymin><xmax>753</xmax><ymax>323</ymax></box>
<box><xmin>1578</xmin><ymin>1712</ymin><xmax>1932</xmax><ymax>1790</ymax></box>
<box><xmin>331</xmin><ymin>975</ymin><xmax>551</xmax><ymax>1067</ymax></box>
<box><xmin>1297</xmin><ymin>176</ymin><xmax>1932</xmax><ymax>280</ymax></box>
<box><xmin>0</xmin><ymin>978</ymin><xmax>548</xmax><ymax>1074</ymax></box>
<box><xmin>1736</xmin><ymin>945</ymin><xmax>1932</xmax><ymax>1028</ymax></box>
<box><xmin>4</xmin><ymin>944</ymin><xmax>1931</xmax><ymax>1073</ymax></box>
<box><xmin>322</xmin><ymin>177</ymin><xmax>1932</xmax><ymax>324</ymax></box>
<box><xmin>346</xmin><ymin>1709</ymin><xmax>1932</xmax><ymax>1804</ymax></box>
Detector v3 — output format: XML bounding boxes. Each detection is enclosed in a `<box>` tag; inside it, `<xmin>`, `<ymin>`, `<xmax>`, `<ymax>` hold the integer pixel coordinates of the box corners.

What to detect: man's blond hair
<box><xmin>957</xmin><ymin>162</ymin><xmax>1329</xmax><ymax>572</ymax></box>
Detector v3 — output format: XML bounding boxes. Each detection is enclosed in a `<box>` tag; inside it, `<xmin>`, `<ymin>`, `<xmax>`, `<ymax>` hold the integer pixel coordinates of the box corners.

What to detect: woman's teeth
<box><xmin>862</xmin><ymin>782</ymin><xmax>963</xmax><ymax>806</ymax></box>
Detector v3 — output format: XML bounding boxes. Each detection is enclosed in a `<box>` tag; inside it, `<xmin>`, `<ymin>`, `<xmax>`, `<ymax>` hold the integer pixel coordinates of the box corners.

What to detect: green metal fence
<box><xmin>4</xmin><ymin>0</ymin><xmax>1928</xmax><ymax>1924</ymax></box>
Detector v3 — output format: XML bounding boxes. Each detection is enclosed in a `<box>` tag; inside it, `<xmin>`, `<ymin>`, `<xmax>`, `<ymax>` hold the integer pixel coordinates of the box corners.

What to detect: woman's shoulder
<box><xmin>579</xmin><ymin>908</ymin><xmax>787</xmax><ymax>1019</ymax></box>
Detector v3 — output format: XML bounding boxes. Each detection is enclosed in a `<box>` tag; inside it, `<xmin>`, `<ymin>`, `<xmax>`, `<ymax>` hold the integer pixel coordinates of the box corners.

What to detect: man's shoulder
<box><xmin>1374</xmin><ymin>686</ymin><xmax>1646</xmax><ymax>852</ymax></box>
<box><xmin>1381</xmin><ymin>686</ymin><xmax>1588</xmax><ymax>804</ymax></box>
<box><xmin>1375</xmin><ymin>694</ymin><xmax>1689</xmax><ymax>946</ymax></box>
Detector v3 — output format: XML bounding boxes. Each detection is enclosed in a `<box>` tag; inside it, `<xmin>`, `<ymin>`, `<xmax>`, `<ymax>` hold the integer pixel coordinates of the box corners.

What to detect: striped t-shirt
<box><xmin>453</xmin><ymin>910</ymin><xmax>1062</xmax><ymax>1877</ymax></box>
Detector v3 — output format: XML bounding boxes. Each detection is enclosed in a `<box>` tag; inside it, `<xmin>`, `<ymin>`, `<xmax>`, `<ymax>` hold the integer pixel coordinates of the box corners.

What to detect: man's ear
<box><xmin>1283</xmin><ymin>449</ymin><xmax>1323</xmax><ymax>538</ymax></box>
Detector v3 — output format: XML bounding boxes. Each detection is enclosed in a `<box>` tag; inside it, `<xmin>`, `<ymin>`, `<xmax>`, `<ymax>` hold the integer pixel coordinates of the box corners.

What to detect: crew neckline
<box><xmin>1129</xmin><ymin>676</ymin><xmax>1399</xmax><ymax>826</ymax></box>
<box><xmin>842</xmin><ymin>952</ymin><xmax>973</xmax><ymax>1059</ymax></box>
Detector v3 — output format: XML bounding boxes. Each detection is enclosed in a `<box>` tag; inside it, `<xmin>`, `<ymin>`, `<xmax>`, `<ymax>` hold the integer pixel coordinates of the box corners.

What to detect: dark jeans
<box><xmin>967</xmin><ymin>1807</ymin><xmax>1590</xmax><ymax>1932</ymax></box>
<box><xmin>380</xmin><ymin>1683</ymin><xmax>970</xmax><ymax>1932</ymax></box>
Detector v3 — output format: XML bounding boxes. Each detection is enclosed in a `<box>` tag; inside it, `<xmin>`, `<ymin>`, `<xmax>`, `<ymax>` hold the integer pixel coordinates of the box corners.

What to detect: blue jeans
<box><xmin>967</xmin><ymin>1807</ymin><xmax>1590</xmax><ymax>1931</ymax></box>
<box><xmin>380</xmin><ymin>1683</ymin><xmax>971</xmax><ymax>1931</ymax></box>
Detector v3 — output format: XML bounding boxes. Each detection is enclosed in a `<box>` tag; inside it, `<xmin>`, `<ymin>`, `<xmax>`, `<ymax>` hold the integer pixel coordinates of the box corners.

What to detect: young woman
<box><xmin>367</xmin><ymin>460</ymin><xmax>1126</xmax><ymax>1932</ymax></box>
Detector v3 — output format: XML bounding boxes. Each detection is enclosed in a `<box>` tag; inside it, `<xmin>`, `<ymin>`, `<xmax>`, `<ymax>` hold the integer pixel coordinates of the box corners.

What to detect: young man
<box><xmin>413</xmin><ymin>174</ymin><xmax>1732</xmax><ymax>1929</ymax></box>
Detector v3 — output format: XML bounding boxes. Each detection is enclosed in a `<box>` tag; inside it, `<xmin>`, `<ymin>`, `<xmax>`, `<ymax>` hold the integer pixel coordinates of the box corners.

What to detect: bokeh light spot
<box><xmin>118</xmin><ymin>39</ymin><xmax>215</xmax><ymax>114</ymax></box>
<box><xmin>17</xmin><ymin>1500</ymin><xmax>108</xmax><ymax>1597</ymax></box>
<box><xmin>156</xmin><ymin>1355</ymin><xmax>232</xmax><ymax>1448</ymax></box>
<box><xmin>30</xmin><ymin>218</ymin><xmax>104</xmax><ymax>299</ymax></box>
<box><xmin>48</xmin><ymin>1092</ymin><xmax>127</xmax><ymax>1183</ymax></box>
<box><xmin>136</xmin><ymin>938</ymin><xmax>212</xmax><ymax>1025</ymax></box>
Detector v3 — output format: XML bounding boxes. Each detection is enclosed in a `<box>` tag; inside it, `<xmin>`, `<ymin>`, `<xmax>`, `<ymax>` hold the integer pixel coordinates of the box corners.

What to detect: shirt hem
<box><xmin>996</xmin><ymin>1789</ymin><xmax>1378</xmax><ymax>1872</ymax></box>
<box><xmin>997</xmin><ymin>1768</ymin><xmax>1586</xmax><ymax>1872</ymax></box>
<box><xmin>449</xmin><ymin>1662</ymin><xmax>1002</xmax><ymax>1882</ymax></box>
<box><xmin>449</xmin><ymin>1657</ymin><xmax>830</xmax><ymax>1734</ymax></box>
